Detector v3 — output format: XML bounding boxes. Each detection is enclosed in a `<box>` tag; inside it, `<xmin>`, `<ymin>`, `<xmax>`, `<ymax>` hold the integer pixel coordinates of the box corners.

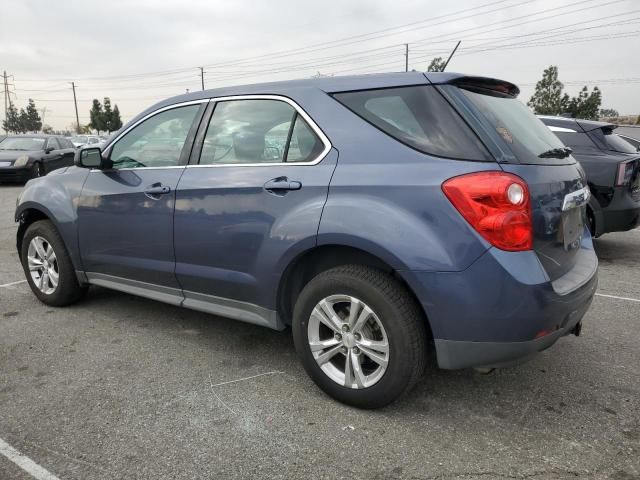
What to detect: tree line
<box><xmin>527</xmin><ymin>66</ymin><xmax>603</xmax><ymax>120</ymax></box>
<box><xmin>2</xmin><ymin>97</ymin><xmax>123</xmax><ymax>135</ymax></box>
<box><xmin>89</xmin><ymin>97</ymin><xmax>123</xmax><ymax>134</ymax></box>
<box><xmin>426</xmin><ymin>60</ymin><xmax>623</xmax><ymax>121</ymax></box>
<box><xmin>2</xmin><ymin>99</ymin><xmax>42</xmax><ymax>133</ymax></box>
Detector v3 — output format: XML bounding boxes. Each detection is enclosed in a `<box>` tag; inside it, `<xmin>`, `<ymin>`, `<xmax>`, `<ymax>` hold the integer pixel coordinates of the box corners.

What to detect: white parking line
<box><xmin>595</xmin><ymin>293</ymin><xmax>640</xmax><ymax>303</ymax></box>
<box><xmin>0</xmin><ymin>437</ymin><xmax>61</xmax><ymax>480</ymax></box>
<box><xmin>0</xmin><ymin>279</ymin><xmax>26</xmax><ymax>288</ymax></box>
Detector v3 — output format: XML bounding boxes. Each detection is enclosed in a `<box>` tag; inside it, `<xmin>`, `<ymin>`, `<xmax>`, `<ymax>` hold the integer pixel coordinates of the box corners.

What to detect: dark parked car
<box><xmin>15</xmin><ymin>72</ymin><xmax>597</xmax><ymax>408</ymax></box>
<box><xmin>0</xmin><ymin>135</ymin><xmax>76</xmax><ymax>182</ymax></box>
<box><xmin>540</xmin><ymin>117</ymin><xmax>640</xmax><ymax>236</ymax></box>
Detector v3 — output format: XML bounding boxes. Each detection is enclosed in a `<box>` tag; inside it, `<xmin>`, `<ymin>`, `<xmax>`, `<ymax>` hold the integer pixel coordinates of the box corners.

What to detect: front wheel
<box><xmin>20</xmin><ymin>220</ymin><xmax>87</xmax><ymax>306</ymax></box>
<box><xmin>292</xmin><ymin>265</ymin><xmax>428</xmax><ymax>409</ymax></box>
<box><xmin>30</xmin><ymin>162</ymin><xmax>43</xmax><ymax>179</ymax></box>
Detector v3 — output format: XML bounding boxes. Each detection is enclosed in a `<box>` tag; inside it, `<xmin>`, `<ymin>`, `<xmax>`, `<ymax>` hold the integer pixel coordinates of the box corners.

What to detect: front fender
<box><xmin>15</xmin><ymin>167</ymin><xmax>90</xmax><ymax>271</ymax></box>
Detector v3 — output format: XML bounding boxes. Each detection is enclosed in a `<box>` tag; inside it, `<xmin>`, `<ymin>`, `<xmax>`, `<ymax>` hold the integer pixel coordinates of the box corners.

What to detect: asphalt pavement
<box><xmin>0</xmin><ymin>182</ymin><xmax>638</xmax><ymax>480</ymax></box>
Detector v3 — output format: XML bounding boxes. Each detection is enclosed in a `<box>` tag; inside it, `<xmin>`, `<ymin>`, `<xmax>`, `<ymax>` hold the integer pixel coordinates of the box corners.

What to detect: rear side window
<box><xmin>333</xmin><ymin>86</ymin><xmax>491</xmax><ymax>161</ymax></box>
<box><xmin>199</xmin><ymin>99</ymin><xmax>324</xmax><ymax>165</ymax></box>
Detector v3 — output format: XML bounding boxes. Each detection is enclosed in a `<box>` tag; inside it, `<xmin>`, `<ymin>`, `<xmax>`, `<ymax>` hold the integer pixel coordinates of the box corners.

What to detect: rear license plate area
<box><xmin>561</xmin><ymin>207</ymin><xmax>584</xmax><ymax>250</ymax></box>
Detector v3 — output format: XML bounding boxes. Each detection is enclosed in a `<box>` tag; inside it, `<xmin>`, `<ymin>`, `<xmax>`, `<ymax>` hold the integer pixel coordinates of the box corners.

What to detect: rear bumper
<box><xmin>401</xmin><ymin>240</ymin><xmax>598</xmax><ymax>370</ymax></box>
<box><xmin>600</xmin><ymin>187</ymin><xmax>640</xmax><ymax>234</ymax></box>
<box><xmin>434</xmin><ymin>292</ymin><xmax>592</xmax><ymax>369</ymax></box>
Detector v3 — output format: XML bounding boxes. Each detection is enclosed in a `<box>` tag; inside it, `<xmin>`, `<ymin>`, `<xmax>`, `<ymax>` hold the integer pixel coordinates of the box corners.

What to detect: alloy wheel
<box><xmin>27</xmin><ymin>236</ymin><xmax>59</xmax><ymax>295</ymax></box>
<box><xmin>307</xmin><ymin>294</ymin><xmax>389</xmax><ymax>389</ymax></box>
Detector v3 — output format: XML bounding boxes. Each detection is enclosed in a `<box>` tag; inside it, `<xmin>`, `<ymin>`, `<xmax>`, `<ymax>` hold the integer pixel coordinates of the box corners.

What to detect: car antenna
<box><xmin>441</xmin><ymin>41</ymin><xmax>461</xmax><ymax>72</ymax></box>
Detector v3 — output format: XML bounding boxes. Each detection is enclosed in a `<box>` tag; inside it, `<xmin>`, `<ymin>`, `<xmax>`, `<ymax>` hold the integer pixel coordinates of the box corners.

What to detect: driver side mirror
<box><xmin>45</xmin><ymin>147</ymin><xmax>55</xmax><ymax>154</ymax></box>
<box><xmin>75</xmin><ymin>147</ymin><xmax>104</xmax><ymax>169</ymax></box>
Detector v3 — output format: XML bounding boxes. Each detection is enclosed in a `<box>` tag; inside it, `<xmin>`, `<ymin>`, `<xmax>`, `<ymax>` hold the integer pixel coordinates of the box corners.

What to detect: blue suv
<box><xmin>15</xmin><ymin>72</ymin><xmax>598</xmax><ymax>408</ymax></box>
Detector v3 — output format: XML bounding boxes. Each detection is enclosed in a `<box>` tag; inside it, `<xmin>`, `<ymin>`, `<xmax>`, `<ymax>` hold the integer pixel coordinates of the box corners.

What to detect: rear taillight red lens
<box><xmin>442</xmin><ymin>171</ymin><xmax>533</xmax><ymax>251</ymax></box>
<box><xmin>616</xmin><ymin>160</ymin><xmax>635</xmax><ymax>186</ymax></box>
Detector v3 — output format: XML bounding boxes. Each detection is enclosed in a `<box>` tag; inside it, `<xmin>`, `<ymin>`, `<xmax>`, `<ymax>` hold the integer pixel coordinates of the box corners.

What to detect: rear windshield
<box><xmin>460</xmin><ymin>88</ymin><xmax>569</xmax><ymax>164</ymax></box>
<box><xmin>333</xmin><ymin>86</ymin><xmax>491</xmax><ymax>161</ymax></box>
<box><xmin>589</xmin><ymin>127</ymin><xmax>638</xmax><ymax>154</ymax></box>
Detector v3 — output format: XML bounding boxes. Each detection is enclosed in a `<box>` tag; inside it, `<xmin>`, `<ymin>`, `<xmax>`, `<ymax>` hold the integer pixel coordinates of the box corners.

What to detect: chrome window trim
<box><xmin>104</xmin><ymin>99</ymin><xmax>209</xmax><ymax>153</ymax></box>
<box><xmin>100</xmin><ymin>95</ymin><xmax>331</xmax><ymax>171</ymax></box>
<box><xmin>189</xmin><ymin>94</ymin><xmax>331</xmax><ymax>168</ymax></box>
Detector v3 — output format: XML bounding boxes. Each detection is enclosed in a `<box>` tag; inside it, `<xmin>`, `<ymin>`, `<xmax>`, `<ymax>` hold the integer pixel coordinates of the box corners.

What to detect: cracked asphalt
<box><xmin>0</xmin><ymin>182</ymin><xmax>639</xmax><ymax>480</ymax></box>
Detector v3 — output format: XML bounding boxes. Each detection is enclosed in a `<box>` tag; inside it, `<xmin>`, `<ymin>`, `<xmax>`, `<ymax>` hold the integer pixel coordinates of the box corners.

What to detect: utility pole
<box><xmin>71</xmin><ymin>82</ymin><xmax>80</xmax><ymax>133</ymax></box>
<box><xmin>441</xmin><ymin>41</ymin><xmax>461</xmax><ymax>72</ymax></box>
<box><xmin>199</xmin><ymin>67</ymin><xmax>205</xmax><ymax>91</ymax></box>
<box><xmin>3</xmin><ymin>71</ymin><xmax>8</xmax><ymax>133</ymax></box>
<box><xmin>404</xmin><ymin>44</ymin><xmax>409</xmax><ymax>72</ymax></box>
<box><xmin>40</xmin><ymin>107</ymin><xmax>48</xmax><ymax>125</ymax></box>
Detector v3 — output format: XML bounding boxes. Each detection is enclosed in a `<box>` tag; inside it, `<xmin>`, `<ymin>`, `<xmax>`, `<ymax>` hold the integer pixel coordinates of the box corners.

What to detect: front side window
<box><xmin>334</xmin><ymin>86</ymin><xmax>491</xmax><ymax>160</ymax></box>
<box><xmin>109</xmin><ymin>105</ymin><xmax>200</xmax><ymax>169</ymax></box>
<box><xmin>47</xmin><ymin>137</ymin><xmax>60</xmax><ymax>150</ymax></box>
<box><xmin>199</xmin><ymin>99</ymin><xmax>324</xmax><ymax>165</ymax></box>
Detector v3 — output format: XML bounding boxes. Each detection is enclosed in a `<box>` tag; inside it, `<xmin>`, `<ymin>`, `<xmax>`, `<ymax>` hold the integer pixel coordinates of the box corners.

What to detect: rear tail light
<box><xmin>442</xmin><ymin>171</ymin><xmax>533</xmax><ymax>251</ymax></box>
<box><xmin>616</xmin><ymin>160</ymin><xmax>635</xmax><ymax>186</ymax></box>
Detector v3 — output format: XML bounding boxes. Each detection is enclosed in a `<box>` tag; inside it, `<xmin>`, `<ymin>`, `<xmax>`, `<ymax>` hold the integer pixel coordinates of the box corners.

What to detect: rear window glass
<box><xmin>460</xmin><ymin>88</ymin><xmax>569</xmax><ymax>164</ymax></box>
<box><xmin>554</xmin><ymin>131</ymin><xmax>600</xmax><ymax>154</ymax></box>
<box><xmin>589</xmin><ymin>128</ymin><xmax>638</xmax><ymax>154</ymax></box>
<box><xmin>333</xmin><ymin>86</ymin><xmax>491</xmax><ymax>161</ymax></box>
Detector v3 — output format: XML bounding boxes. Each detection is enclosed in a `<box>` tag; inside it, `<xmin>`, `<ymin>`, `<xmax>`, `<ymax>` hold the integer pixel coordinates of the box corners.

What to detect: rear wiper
<box><xmin>539</xmin><ymin>147</ymin><xmax>573</xmax><ymax>159</ymax></box>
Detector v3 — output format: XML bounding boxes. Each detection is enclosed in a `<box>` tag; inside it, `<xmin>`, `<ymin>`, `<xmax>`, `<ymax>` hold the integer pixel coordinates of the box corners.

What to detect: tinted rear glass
<box><xmin>589</xmin><ymin>128</ymin><xmax>638</xmax><ymax>154</ymax></box>
<box><xmin>554</xmin><ymin>131</ymin><xmax>600</xmax><ymax>154</ymax></box>
<box><xmin>333</xmin><ymin>86</ymin><xmax>491</xmax><ymax>161</ymax></box>
<box><xmin>460</xmin><ymin>88</ymin><xmax>570</xmax><ymax>164</ymax></box>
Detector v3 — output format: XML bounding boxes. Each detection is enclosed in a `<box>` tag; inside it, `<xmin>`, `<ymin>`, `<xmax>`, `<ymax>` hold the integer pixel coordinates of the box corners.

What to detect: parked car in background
<box><xmin>15</xmin><ymin>72</ymin><xmax>597</xmax><ymax>408</ymax></box>
<box><xmin>0</xmin><ymin>135</ymin><xmax>75</xmax><ymax>182</ymax></box>
<box><xmin>69</xmin><ymin>135</ymin><xmax>102</xmax><ymax>148</ymax></box>
<box><xmin>540</xmin><ymin>116</ymin><xmax>640</xmax><ymax>236</ymax></box>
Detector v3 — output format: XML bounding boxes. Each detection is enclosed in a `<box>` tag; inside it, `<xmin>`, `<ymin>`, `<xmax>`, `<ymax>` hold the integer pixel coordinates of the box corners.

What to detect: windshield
<box><xmin>589</xmin><ymin>128</ymin><xmax>638</xmax><ymax>154</ymax></box>
<box><xmin>460</xmin><ymin>88</ymin><xmax>570</xmax><ymax>164</ymax></box>
<box><xmin>71</xmin><ymin>136</ymin><xmax>88</xmax><ymax>143</ymax></box>
<box><xmin>0</xmin><ymin>137</ymin><xmax>46</xmax><ymax>151</ymax></box>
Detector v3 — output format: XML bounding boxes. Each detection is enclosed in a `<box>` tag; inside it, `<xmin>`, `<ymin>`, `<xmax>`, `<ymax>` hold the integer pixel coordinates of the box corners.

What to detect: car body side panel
<box><xmin>318</xmin><ymin>130</ymin><xmax>496</xmax><ymax>272</ymax></box>
<box><xmin>15</xmin><ymin>166</ymin><xmax>90</xmax><ymax>270</ymax></box>
<box><xmin>174</xmin><ymin>149</ymin><xmax>338</xmax><ymax>310</ymax></box>
<box><xmin>76</xmin><ymin>168</ymin><xmax>185</xmax><ymax>288</ymax></box>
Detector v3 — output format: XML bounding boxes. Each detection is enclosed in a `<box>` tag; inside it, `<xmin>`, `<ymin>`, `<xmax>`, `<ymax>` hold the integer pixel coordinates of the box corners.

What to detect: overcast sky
<box><xmin>1</xmin><ymin>0</ymin><xmax>638</xmax><ymax>130</ymax></box>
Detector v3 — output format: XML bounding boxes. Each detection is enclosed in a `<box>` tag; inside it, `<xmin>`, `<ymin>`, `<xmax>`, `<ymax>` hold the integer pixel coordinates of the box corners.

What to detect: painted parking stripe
<box><xmin>0</xmin><ymin>279</ymin><xmax>27</xmax><ymax>288</ymax></box>
<box><xmin>0</xmin><ymin>437</ymin><xmax>61</xmax><ymax>480</ymax></box>
<box><xmin>595</xmin><ymin>293</ymin><xmax>640</xmax><ymax>303</ymax></box>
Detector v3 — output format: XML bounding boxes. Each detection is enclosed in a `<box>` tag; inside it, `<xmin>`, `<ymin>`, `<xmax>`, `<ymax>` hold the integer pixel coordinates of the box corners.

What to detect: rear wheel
<box><xmin>292</xmin><ymin>265</ymin><xmax>427</xmax><ymax>408</ymax></box>
<box><xmin>20</xmin><ymin>220</ymin><xmax>87</xmax><ymax>306</ymax></box>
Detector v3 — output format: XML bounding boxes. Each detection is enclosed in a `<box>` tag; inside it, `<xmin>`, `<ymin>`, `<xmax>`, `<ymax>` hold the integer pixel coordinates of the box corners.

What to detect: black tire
<box><xmin>587</xmin><ymin>207</ymin><xmax>598</xmax><ymax>238</ymax></box>
<box><xmin>30</xmin><ymin>162</ymin><xmax>43</xmax><ymax>179</ymax></box>
<box><xmin>20</xmin><ymin>220</ymin><xmax>87</xmax><ymax>307</ymax></box>
<box><xmin>292</xmin><ymin>265</ymin><xmax>428</xmax><ymax>409</ymax></box>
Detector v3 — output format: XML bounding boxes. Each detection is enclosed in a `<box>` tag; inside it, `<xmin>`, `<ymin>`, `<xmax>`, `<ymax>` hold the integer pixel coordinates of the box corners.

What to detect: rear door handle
<box><xmin>263</xmin><ymin>177</ymin><xmax>302</xmax><ymax>192</ymax></box>
<box><xmin>144</xmin><ymin>184</ymin><xmax>171</xmax><ymax>198</ymax></box>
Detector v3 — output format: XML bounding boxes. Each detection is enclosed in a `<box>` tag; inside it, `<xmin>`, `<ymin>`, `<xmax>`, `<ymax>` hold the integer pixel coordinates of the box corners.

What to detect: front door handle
<box><xmin>263</xmin><ymin>177</ymin><xmax>302</xmax><ymax>193</ymax></box>
<box><xmin>144</xmin><ymin>184</ymin><xmax>171</xmax><ymax>199</ymax></box>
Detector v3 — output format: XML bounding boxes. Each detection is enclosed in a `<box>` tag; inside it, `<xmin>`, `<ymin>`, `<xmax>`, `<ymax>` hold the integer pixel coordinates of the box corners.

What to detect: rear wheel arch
<box><xmin>276</xmin><ymin>244</ymin><xmax>434</xmax><ymax>339</ymax></box>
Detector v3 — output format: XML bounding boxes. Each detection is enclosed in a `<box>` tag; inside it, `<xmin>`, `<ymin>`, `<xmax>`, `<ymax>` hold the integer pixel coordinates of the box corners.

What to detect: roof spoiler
<box><xmin>446</xmin><ymin>76</ymin><xmax>520</xmax><ymax>98</ymax></box>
